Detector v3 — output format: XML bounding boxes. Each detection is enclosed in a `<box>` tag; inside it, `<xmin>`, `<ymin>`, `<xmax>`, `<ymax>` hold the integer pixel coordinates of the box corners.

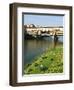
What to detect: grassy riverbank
<box><xmin>24</xmin><ymin>45</ymin><xmax>63</xmax><ymax>74</ymax></box>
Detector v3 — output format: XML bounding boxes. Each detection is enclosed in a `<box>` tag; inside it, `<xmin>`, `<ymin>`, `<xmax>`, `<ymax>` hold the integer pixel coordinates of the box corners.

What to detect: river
<box><xmin>24</xmin><ymin>36</ymin><xmax>63</xmax><ymax>65</ymax></box>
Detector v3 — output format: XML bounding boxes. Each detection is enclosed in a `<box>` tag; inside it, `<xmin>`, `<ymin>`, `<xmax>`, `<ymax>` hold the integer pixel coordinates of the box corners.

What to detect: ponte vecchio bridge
<box><xmin>24</xmin><ymin>24</ymin><xmax>63</xmax><ymax>38</ymax></box>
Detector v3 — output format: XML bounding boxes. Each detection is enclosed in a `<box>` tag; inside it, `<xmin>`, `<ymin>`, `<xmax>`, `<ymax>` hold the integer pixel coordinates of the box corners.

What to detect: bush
<box><xmin>28</xmin><ymin>68</ymin><xmax>33</xmax><ymax>72</ymax></box>
<box><xmin>39</xmin><ymin>65</ymin><xmax>48</xmax><ymax>71</ymax></box>
<box><xmin>34</xmin><ymin>63</ymin><xmax>39</xmax><ymax>67</ymax></box>
<box><xmin>25</xmin><ymin>63</ymin><xmax>31</xmax><ymax>68</ymax></box>
<box><xmin>51</xmin><ymin>58</ymin><xmax>54</xmax><ymax>61</ymax></box>
<box><xmin>42</xmin><ymin>56</ymin><xmax>47</xmax><ymax>59</ymax></box>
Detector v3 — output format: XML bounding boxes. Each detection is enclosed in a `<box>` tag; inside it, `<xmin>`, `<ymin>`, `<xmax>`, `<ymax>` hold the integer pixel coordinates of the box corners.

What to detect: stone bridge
<box><xmin>24</xmin><ymin>27</ymin><xmax>63</xmax><ymax>37</ymax></box>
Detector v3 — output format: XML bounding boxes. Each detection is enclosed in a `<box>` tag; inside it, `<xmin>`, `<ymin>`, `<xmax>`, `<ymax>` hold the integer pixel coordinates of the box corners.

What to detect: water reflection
<box><xmin>24</xmin><ymin>36</ymin><xmax>63</xmax><ymax>65</ymax></box>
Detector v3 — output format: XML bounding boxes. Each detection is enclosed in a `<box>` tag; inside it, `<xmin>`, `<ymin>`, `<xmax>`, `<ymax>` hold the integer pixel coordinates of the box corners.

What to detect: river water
<box><xmin>24</xmin><ymin>36</ymin><xmax>63</xmax><ymax>65</ymax></box>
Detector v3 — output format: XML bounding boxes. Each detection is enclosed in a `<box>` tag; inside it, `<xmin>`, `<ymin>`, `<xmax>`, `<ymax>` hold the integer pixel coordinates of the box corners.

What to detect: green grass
<box><xmin>24</xmin><ymin>45</ymin><xmax>63</xmax><ymax>74</ymax></box>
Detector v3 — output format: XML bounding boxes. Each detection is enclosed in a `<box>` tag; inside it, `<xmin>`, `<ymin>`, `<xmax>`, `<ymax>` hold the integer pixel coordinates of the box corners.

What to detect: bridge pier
<box><xmin>54</xmin><ymin>33</ymin><xmax>58</xmax><ymax>41</ymax></box>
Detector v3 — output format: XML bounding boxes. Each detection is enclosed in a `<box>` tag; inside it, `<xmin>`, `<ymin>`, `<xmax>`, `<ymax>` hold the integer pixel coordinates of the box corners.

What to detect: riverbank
<box><xmin>24</xmin><ymin>45</ymin><xmax>63</xmax><ymax>74</ymax></box>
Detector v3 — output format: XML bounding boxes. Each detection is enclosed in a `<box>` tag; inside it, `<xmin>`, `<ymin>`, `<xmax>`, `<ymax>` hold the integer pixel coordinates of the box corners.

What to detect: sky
<box><xmin>24</xmin><ymin>14</ymin><xmax>64</xmax><ymax>27</ymax></box>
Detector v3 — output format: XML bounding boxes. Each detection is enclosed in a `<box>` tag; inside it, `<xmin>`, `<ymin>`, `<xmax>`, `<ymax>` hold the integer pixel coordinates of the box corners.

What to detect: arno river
<box><xmin>24</xmin><ymin>36</ymin><xmax>63</xmax><ymax>66</ymax></box>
